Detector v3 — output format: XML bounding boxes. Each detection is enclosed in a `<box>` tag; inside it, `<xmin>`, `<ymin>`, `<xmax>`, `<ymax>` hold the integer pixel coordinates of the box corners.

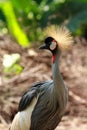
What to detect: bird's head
<box><xmin>39</xmin><ymin>36</ymin><xmax>58</xmax><ymax>55</ymax></box>
<box><xmin>39</xmin><ymin>25</ymin><xmax>74</xmax><ymax>63</ymax></box>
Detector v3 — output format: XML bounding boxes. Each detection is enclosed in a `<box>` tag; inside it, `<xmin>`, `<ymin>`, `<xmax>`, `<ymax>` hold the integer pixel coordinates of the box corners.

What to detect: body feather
<box><xmin>10</xmin><ymin>80</ymin><xmax>67</xmax><ymax>130</ymax></box>
<box><xmin>10</xmin><ymin>97</ymin><xmax>38</xmax><ymax>130</ymax></box>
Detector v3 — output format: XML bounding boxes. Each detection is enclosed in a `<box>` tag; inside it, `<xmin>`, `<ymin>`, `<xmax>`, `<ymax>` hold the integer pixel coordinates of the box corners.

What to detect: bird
<box><xmin>10</xmin><ymin>25</ymin><xmax>74</xmax><ymax>130</ymax></box>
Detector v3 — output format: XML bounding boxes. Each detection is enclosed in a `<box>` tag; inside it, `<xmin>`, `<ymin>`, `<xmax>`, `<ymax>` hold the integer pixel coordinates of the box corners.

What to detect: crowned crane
<box><xmin>10</xmin><ymin>26</ymin><xmax>73</xmax><ymax>130</ymax></box>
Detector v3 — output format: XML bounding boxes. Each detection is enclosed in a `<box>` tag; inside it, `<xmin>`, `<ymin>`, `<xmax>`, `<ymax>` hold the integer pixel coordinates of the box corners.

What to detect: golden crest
<box><xmin>45</xmin><ymin>25</ymin><xmax>74</xmax><ymax>51</ymax></box>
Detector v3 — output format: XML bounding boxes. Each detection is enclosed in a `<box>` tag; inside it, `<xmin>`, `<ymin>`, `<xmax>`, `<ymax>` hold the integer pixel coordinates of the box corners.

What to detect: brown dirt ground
<box><xmin>0</xmin><ymin>35</ymin><xmax>87</xmax><ymax>130</ymax></box>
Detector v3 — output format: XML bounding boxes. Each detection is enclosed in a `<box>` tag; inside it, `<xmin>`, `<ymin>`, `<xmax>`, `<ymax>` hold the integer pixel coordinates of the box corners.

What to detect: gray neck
<box><xmin>52</xmin><ymin>50</ymin><xmax>67</xmax><ymax>114</ymax></box>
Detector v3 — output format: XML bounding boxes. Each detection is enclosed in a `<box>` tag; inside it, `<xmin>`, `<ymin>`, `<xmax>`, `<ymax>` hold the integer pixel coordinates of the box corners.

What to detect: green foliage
<box><xmin>3</xmin><ymin>53</ymin><xmax>23</xmax><ymax>75</ymax></box>
<box><xmin>4</xmin><ymin>64</ymin><xmax>23</xmax><ymax>75</ymax></box>
<box><xmin>0</xmin><ymin>1</ymin><xmax>30</xmax><ymax>47</ymax></box>
<box><xmin>0</xmin><ymin>0</ymin><xmax>87</xmax><ymax>45</ymax></box>
<box><xmin>65</xmin><ymin>0</ymin><xmax>87</xmax><ymax>35</ymax></box>
<box><xmin>67</xmin><ymin>10</ymin><xmax>87</xmax><ymax>35</ymax></box>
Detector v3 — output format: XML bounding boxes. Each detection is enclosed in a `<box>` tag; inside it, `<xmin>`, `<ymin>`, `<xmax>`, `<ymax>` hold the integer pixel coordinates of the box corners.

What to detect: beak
<box><xmin>39</xmin><ymin>44</ymin><xmax>47</xmax><ymax>49</ymax></box>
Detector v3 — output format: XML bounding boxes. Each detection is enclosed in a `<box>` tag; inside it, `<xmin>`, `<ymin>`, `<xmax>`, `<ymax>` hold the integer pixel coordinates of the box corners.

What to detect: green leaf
<box><xmin>67</xmin><ymin>10</ymin><xmax>87</xmax><ymax>35</ymax></box>
<box><xmin>1</xmin><ymin>1</ymin><xmax>30</xmax><ymax>47</ymax></box>
<box><xmin>4</xmin><ymin>64</ymin><xmax>23</xmax><ymax>75</ymax></box>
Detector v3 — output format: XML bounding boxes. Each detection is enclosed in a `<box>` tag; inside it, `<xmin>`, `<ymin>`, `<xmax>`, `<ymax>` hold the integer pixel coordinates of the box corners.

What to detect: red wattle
<box><xmin>52</xmin><ymin>54</ymin><xmax>56</xmax><ymax>63</ymax></box>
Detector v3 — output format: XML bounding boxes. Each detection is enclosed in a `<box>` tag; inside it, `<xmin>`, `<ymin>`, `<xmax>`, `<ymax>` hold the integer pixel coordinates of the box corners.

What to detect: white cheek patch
<box><xmin>50</xmin><ymin>42</ymin><xmax>56</xmax><ymax>50</ymax></box>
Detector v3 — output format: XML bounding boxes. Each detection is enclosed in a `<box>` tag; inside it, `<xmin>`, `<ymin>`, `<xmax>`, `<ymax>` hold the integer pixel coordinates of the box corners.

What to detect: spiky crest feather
<box><xmin>45</xmin><ymin>25</ymin><xmax>74</xmax><ymax>51</ymax></box>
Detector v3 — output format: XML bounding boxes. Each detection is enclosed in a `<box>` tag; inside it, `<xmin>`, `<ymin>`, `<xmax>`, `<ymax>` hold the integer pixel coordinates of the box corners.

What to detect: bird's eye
<box><xmin>50</xmin><ymin>41</ymin><xmax>57</xmax><ymax>50</ymax></box>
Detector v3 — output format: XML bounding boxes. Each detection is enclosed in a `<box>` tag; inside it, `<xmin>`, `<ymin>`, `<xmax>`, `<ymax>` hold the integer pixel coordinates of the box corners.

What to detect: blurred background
<box><xmin>0</xmin><ymin>0</ymin><xmax>87</xmax><ymax>130</ymax></box>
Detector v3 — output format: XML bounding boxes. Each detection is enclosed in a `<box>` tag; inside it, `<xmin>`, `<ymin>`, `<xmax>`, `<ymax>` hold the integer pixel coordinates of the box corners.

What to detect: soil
<box><xmin>0</xmin><ymin>35</ymin><xmax>87</xmax><ymax>130</ymax></box>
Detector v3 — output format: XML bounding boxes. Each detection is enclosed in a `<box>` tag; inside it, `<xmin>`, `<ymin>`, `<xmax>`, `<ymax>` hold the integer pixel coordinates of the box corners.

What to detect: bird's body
<box><xmin>10</xmin><ymin>26</ymin><xmax>73</xmax><ymax>130</ymax></box>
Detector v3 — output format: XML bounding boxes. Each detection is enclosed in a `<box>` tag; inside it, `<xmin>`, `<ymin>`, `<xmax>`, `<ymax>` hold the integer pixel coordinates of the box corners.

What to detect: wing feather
<box><xmin>18</xmin><ymin>81</ymin><xmax>46</xmax><ymax>111</ymax></box>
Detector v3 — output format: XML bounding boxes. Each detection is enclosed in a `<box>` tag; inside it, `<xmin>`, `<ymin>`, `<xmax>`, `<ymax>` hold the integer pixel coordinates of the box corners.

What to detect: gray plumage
<box><xmin>10</xmin><ymin>26</ymin><xmax>73</xmax><ymax>130</ymax></box>
<box><xmin>18</xmin><ymin>50</ymin><xmax>68</xmax><ymax>130</ymax></box>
